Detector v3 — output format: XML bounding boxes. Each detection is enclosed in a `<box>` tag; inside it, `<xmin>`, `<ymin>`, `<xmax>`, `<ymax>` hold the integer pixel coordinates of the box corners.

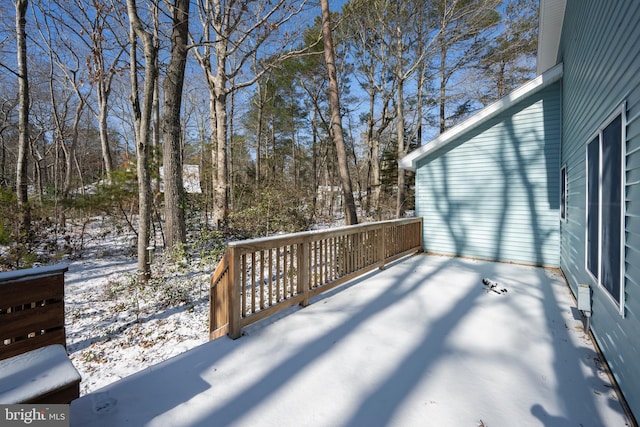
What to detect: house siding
<box><xmin>560</xmin><ymin>0</ymin><xmax>640</xmax><ymax>417</ymax></box>
<box><xmin>415</xmin><ymin>82</ymin><xmax>562</xmax><ymax>267</ymax></box>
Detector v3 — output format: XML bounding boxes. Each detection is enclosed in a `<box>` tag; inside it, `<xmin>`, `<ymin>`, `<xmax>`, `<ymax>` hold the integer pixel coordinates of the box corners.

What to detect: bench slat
<box><xmin>0</xmin><ymin>275</ymin><xmax>63</xmax><ymax>308</ymax></box>
<box><xmin>0</xmin><ymin>329</ymin><xmax>66</xmax><ymax>361</ymax></box>
<box><xmin>0</xmin><ymin>301</ymin><xmax>65</xmax><ymax>342</ymax></box>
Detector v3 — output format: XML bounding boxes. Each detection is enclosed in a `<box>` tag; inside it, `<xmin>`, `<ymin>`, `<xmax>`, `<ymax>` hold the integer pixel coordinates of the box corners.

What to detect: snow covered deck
<box><xmin>70</xmin><ymin>254</ymin><xmax>630</xmax><ymax>426</ymax></box>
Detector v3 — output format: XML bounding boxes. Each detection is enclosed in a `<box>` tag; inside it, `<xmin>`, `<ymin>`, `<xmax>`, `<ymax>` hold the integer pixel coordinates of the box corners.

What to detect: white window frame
<box><xmin>584</xmin><ymin>102</ymin><xmax>626</xmax><ymax>316</ymax></box>
<box><xmin>560</xmin><ymin>165</ymin><xmax>567</xmax><ymax>221</ymax></box>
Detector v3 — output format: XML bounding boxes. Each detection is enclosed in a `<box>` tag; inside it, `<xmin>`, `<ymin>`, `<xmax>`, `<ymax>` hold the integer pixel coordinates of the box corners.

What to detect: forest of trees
<box><xmin>0</xmin><ymin>0</ymin><xmax>538</xmax><ymax>273</ymax></box>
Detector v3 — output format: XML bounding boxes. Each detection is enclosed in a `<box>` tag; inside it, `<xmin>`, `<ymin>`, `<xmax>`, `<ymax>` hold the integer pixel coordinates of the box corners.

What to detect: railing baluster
<box><xmin>241</xmin><ymin>253</ymin><xmax>247</xmax><ymax>318</ymax></box>
<box><xmin>251</xmin><ymin>252</ymin><xmax>256</xmax><ymax>314</ymax></box>
<box><xmin>349</xmin><ymin>234</ymin><xmax>353</xmax><ymax>273</ymax></box>
<box><xmin>260</xmin><ymin>250</ymin><xmax>265</xmax><ymax>309</ymax></box>
<box><xmin>283</xmin><ymin>246</ymin><xmax>289</xmax><ymax>298</ymax></box>
<box><xmin>322</xmin><ymin>238</ymin><xmax>327</xmax><ymax>285</ymax></box>
<box><xmin>317</xmin><ymin>240</ymin><xmax>322</xmax><ymax>287</ymax></box>
<box><xmin>276</xmin><ymin>246</ymin><xmax>282</xmax><ymax>302</ymax></box>
<box><xmin>351</xmin><ymin>233</ymin><xmax>360</xmax><ymax>271</ymax></box>
<box><xmin>268</xmin><ymin>248</ymin><xmax>273</xmax><ymax>307</ymax></box>
<box><xmin>331</xmin><ymin>237</ymin><xmax>340</xmax><ymax>281</ymax></box>
<box><xmin>315</xmin><ymin>240</ymin><xmax>320</xmax><ymax>288</ymax></box>
<box><xmin>299</xmin><ymin>239</ymin><xmax>309</xmax><ymax>307</ymax></box>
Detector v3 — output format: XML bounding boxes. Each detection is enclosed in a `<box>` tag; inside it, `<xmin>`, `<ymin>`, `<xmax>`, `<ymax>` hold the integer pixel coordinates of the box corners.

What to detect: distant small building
<box><xmin>159</xmin><ymin>165</ymin><xmax>201</xmax><ymax>194</ymax></box>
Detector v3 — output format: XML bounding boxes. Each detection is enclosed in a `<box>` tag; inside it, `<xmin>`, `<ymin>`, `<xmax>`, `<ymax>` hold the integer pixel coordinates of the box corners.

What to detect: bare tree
<box><xmin>436</xmin><ymin>0</ymin><xmax>500</xmax><ymax>133</ymax></box>
<box><xmin>32</xmin><ymin>1</ymin><xmax>87</xmax><ymax>198</ymax></box>
<box><xmin>342</xmin><ymin>0</ymin><xmax>395</xmax><ymax>216</ymax></box>
<box><xmin>127</xmin><ymin>0</ymin><xmax>158</xmax><ymax>280</ymax></box>
<box><xmin>477</xmin><ymin>0</ymin><xmax>538</xmax><ymax>102</ymax></box>
<box><xmin>47</xmin><ymin>0</ymin><xmax>128</xmax><ymax>185</ymax></box>
<box><xmin>391</xmin><ymin>4</ymin><xmax>429</xmax><ymax>218</ymax></box>
<box><xmin>162</xmin><ymin>0</ymin><xmax>189</xmax><ymax>252</ymax></box>
<box><xmin>320</xmin><ymin>0</ymin><xmax>357</xmax><ymax>225</ymax></box>
<box><xmin>191</xmin><ymin>0</ymin><xmax>311</xmax><ymax>227</ymax></box>
<box><xmin>15</xmin><ymin>0</ymin><xmax>30</xmax><ymax>236</ymax></box>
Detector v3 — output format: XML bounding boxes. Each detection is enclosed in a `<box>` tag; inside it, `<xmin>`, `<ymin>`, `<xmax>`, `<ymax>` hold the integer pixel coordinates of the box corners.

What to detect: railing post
<box><xmin>228</xmin><ymin>245</ymin><xmax>242</xmax><ymax>339</ymax></box>
<box><xmin>298</xmin><ymin>238</ymin><xmax>310</xmax><ymax>307</ymax></box>
<box><xmin>209</xmin><ymin>253</ymin><xmax>230</xmax><ymax>340</ymax></box>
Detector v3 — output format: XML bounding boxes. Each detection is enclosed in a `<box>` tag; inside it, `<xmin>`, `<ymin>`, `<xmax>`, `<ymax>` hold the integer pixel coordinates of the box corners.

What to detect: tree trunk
<box><xmin>213</xmin><ymin>89</ymin><xmax>228</xmax><ymax>228</ymax></box>
<box><xmin>255</xmin><ymin>92</ymin><xmax>263</xmax><ymax>184</ymax></box>
<box><xmin>16</xmin><ymin>0</ymin><xmax>30</xmax><ymax>237</ymax></box>
<box><xmin>270</xmin><ymin>116</ymin><xmax>276</xmax><ymax>178</ymax></box>
<box><xmin>127</xmin><ymin>0</ymin><xmax>158</xmax><ymax>281</ymax></box>
<box><xmin>162</xmin><ymin>0</ymin><xmax>189</xmax><ymax>252</ymax></box>
<box><xmin>395</xmin><ymin>78</ymin><xmax>406</xmax><ymax>218</ymax></box>
<box><xmin>497</xmin><ymin>60</ymin><xmax>506</xmax><ymax>98</ymax></box>
<box><xmin>395</xmin><ymin>24</ymin><xmax>406</xmax><ymax>219</ymax></box>
<box><xmin>229</xmin><ymin>79</ymin><xmax>236</xmax><ymax>210</ymax></box>
<box><xmin>152</xmin><ymin>77</ymin><xmax>161</xmax><ymax>193</ymax></box>
<box><xmin>209</xmin><ymin>90</ymin><xmax>217</xmax><ymax>211</ymax></box>
<box><xmin>439</xmin><ymin>40</ymin><xmax>447</xmax><ymax>134</ymax></box>
<box><xmin>97</xmin><ymin>86</ymin><xmax>114</xmax><ymax>184</ymax></box>
<box><xmin>212</xmin><ymin>56</ymin><xmax>228</xmax><ymax>228</ymax></box>
<box><xmin>320</xmin><ymin>0</ymin><xmax>357</xmax><ymax>225</ymax></box>
<box><xmin>311</xmin><ymin>106</ymin><xmax>318</xmax><ymax>218</ymax></box>
<box><xmin>152</xmin><ymin>1</ymin><xmax>161</xmax><ymax>195</ymax></box>
<box><xmin>365</xmin><ymin>77</ymin><xmax>382</xmax><ymax>215</ymax></box>
<box><xmin>63</xmin><ymin>100</ymin><xmax>84</xmax><ymax>197</ymax></box>
<box><xmin>291</xmin><ymin>106</ymin><xmax>297</xmax><ymax>188</ymax></box>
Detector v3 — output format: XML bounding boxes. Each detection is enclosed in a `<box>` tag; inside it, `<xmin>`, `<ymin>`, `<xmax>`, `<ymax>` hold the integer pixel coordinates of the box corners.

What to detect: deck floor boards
<box><xmin>71</xmin><ymin>254</ymin><xmax>630</xmax><ymax>427</ymax></box>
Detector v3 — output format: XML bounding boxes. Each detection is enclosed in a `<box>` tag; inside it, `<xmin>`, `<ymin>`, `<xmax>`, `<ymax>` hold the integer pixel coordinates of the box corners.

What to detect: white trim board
<box><xmin>537</xmin><ymin>0</ymin><xmax>567</xmax><ymax>75</ymax></box>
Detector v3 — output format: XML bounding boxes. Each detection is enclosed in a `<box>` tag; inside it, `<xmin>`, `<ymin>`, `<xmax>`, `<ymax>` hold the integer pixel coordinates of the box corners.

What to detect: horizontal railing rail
<box><xmin>210</xmin><ymin>217</ymin><xmax>422</xmax><ymax>339</ymax></box>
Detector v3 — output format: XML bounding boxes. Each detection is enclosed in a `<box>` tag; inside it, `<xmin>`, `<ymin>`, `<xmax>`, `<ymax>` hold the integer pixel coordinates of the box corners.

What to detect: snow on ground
<box><xmin>70</xmin><ymin>254</ymin><xmax>631</xmax><ymax>426</ymax></box>
<box><xmin>62</xmin><ymin>219</ymin><xmax>212</xmax><ymax>395</ymax></box>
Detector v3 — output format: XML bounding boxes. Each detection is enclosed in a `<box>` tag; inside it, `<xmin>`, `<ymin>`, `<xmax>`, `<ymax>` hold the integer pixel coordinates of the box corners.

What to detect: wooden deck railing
<box><xmin>210</xmin><ymin>217</ymin><xmax>422</xmax><ymax>339</ymax></box>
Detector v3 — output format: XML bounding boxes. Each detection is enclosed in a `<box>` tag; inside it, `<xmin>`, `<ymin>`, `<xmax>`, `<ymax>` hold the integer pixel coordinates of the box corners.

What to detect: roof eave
<box><xmin>536</xmin><ymin>0</ymin><xmax>567</xmax><ymax>75</ymax></box>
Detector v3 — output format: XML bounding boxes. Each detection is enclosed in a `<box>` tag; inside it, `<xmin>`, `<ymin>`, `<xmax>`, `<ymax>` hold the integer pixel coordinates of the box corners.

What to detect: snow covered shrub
<box><xmin>192</xmin><ymin>228</ymin><xmax>226</xmax><ymax>268</ymax></box>
<box><xmin>166</xmin><ymin>243</ymin><xmax>191</xmax><ymax>271</ymax></box>
<box><xmin>0</xmin><ymin>188</ymin><xmax>17</xmax><ymax>244</ymax></box>
<box><xmin>157</xmin><ymin>281</ymin><xmax>192</xmax><ymax>309</ymax></box>
<box><xmin>62</xmin><ymin>169</ymin><xmax>139</xmax><ymax>236</ymax></box>
<box><xmin>101</xmin><ymin>277</ymin><xmax>128</xmax><ymax>301</ymax></box>
<box><xmin>0</xmin><ymin>219</ymin><xmax>11</xmax><ymax>246</ymax></box>
<box><xmin>0</xmin><ymin>198</ymin><xmax>67</xmax><ymax>269</ymax></box>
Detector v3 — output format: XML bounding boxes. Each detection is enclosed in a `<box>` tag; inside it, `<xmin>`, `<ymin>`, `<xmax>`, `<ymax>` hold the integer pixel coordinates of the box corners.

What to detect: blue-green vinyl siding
<box><xmin>560</xmin><ymin>0</ymin><xmax>640</xmax><ymax>417</ymax></box>
<box><xmin>415</xmin><ymin>82</ymin><xmax>562</xmax><ymax>267</ymax></box>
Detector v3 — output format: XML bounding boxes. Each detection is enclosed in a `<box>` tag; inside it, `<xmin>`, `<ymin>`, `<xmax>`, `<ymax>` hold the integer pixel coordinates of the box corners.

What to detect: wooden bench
<box><xmin>0</xmin><ymin>264</ymin><xmax>81</xmax><ymax>404</ymax></box>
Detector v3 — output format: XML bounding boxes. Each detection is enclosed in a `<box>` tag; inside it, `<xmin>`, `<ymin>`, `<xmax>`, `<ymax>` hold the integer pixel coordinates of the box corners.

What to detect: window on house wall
<box><xmin>586</xmin><ymin>137</ymin><xmax>600</xmax><ymax>278</ymax></box>
<box><xmin>561</xmin><ymin>165</ymin><xmax>567</xmax><ymax>221</ymax></box>
<box><xmin>585</xmin><ymin>104</ymin><xmax>625</xmax><ymax>315</ymax></box>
